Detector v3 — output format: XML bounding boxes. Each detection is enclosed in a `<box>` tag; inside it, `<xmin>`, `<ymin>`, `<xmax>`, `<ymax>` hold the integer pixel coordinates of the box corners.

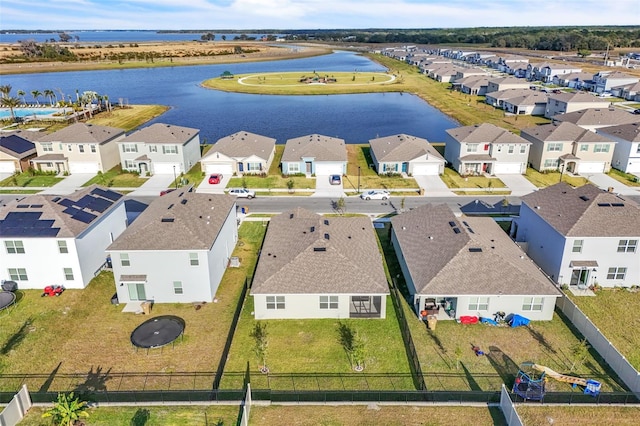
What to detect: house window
<box><xmin>67</xmin><ymin>144</ymin><xmax>73</xmax><ymax>152</ymax></box>
<box><xmin>90</xmin><ymin>145</ymin><xmax>96</xmax><ymax>153</ymax></box>
<box><xmin>617</xmin><ymin>240</ymin><xmax>637</xmax><ymax>253</ymax></box>
<box><xmin>320</xmin><ymin>295</ymin><xmax>339</xmax><ymax>309</ymax></box>
<box><xmin>636</xmin><ymin>145</ymin><xmax>640</xmax><ymax>154</ymax></box>
<box><xmin>5</xmin><ymin>240</ymin><xmax>25</xmax><ymax>254</ymax></box>
<box><xmin>520</xmin><ymin>145</ymin><xmax>527</xmax><ymax>154</ymax></box>
<box><xmin>58</xmin><ymin>241</ymin><xmax>68</xmax><ymax>254</ymax></box>
<box><xmin>124</xmin><ymin>160</ymin><xmax>135</xmax><ymax>170</ymax></box>
<box><xmin>468</xmin><ymin>297</ymin><xmax>489</xmax><ymax>311</ymax></box>
<box><xmin>246</xmin><ymin>162</ymin><xmax>261</xmax><ymax>171</ymax></box>
<box><xmin>122</xmin><ymin>144</ymin><xmax>138</xmax><ymax>153</ymax></box>
<box><xmin>189</xmin><ymin>253</ymin><xmax>199</xmax><ymax>266</ymax></box>
<box><xmin>544</xmin><ymin>159</ymin><xmax>559</xmax><ymax>168</ymax></box>
<box><xmin>547</xmin><ymin>143</ymin><xmax>563</xmax><ymax>152</ymax></box>
<box><xmin>162</xmin><ymin>145</ymin><xmax>178</xmax><ymax>154</ymax></box>
<box><xmin>63</xmin><ymin>268</ymin><xmax>74</xmax><ymax>280</ymax></box>
<box><xmin>580</xmin><ymin>144</ymin><xmax>589</xmax><ymax>152</ymax></box>
<box><xmin>42</xmin><ymin>142</ymin><xmax>53</xmax><ymax>152</ymax></box>
<box><xmin>288</xmin><ymin>163</ymin><xmax>300</xmax><ymax>173</ymax></box>
<box><xmin>466</xmin><ymin>144</ymin><xmax>478</xmax><ymax>153</ymax></box>
<box><xmin>173</xmin><ymin>281</ymin><xmax>183</xmax><ymax>295</ymax></box>
<box><xmin>266</xmin><ymin>296</ymin><xmax>285</xmax><ymax>310</ymax></box>
<box><xmin>572</xmin><ymin>240</ymin><xmax>583</xmax><ymax>253</ymax></box>
<box><xmin>8</xmin><ymin>268</ymin><xmax>28</xmax><ymax>281</ymax></box>
<box><xmin>607</xmin><ymin>267</ymin><xmax>627</xmax><ymax>280</ymax></box>
<box><xmin>508</xmin><ymin>145</ymin><xmax>514</xmax><ymax>154</ymax></box>
<box><xmin>120</xmin><ymin>253</ymin><xmax>130</xmax><ymax>267</ymax></box>
<box><xmin>594</xmin><ymin>144</ymin><xmax>610</xmax><ymax>153</ymax></box>
<box><xmin>149</xmin><ymin>145</ymin><xmax>157</xmax><ymax>153</ymax></box>
<box><xmin>522</xmin><ymin>297</ymin><xmax>544</xmax><ymax>312</ymax></box>
<box><xmin>78</xmin><ymin>144</ymin><xmax>85</xmax><ymax>153</ymax></box>
<box><xmin>383</xmin><ymin>163</ymin><xmax>398</xmax><ymax>172</ymax></box>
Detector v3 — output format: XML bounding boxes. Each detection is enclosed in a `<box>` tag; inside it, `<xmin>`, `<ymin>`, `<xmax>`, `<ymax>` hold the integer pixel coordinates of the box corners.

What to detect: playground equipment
<box><xmin>513</xmin><ymin>362</ymin><xmax>601</xmax><ymax>400</ymax></box>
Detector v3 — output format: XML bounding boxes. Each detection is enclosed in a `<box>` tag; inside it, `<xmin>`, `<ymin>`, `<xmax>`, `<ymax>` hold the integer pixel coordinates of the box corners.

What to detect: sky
<box><xmin>1</xmin><ymin>0</ymin><xmax>639</xmax><ymax>30</ymax></box>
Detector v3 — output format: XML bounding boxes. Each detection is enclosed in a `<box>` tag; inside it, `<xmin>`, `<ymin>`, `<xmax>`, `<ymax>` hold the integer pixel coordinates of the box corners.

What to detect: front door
<box><xmin>127</xmin><ymin>283</ymin><xmax>147</xmax><ymax>301</ymax></box>
<box><xmin>570</xmin><ymin>269</ymin><xmax>589</xmax><ymax>288</ymax></box>
<box><xmin>305</xmin><ymin>162</ymin><xmax>312</xmax><ymax>174</ymax></box>
<box><xmin>238</xmin><ymin>162</ymin><xmax>244</xmax><ymax>172</ymax></box>
<box><xmin>402</xmin><ymin>162</ymin><xmax>408</xmax><ymax>173</ymax></box>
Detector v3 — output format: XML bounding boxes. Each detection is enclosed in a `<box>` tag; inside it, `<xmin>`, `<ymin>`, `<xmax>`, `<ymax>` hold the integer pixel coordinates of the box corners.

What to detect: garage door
<box><xmin>411</xmin><ymin>163</ymin><xmax>440</xmax><ymax>176</ymax></box>
<box><xmin>0</xmin><ymin>161</ymin><xmax>16</xmax><ymax>173</ymax></box>
<box><xmin>494</xmin><ymin>162</ymin><xmax>524</xmax><ymax>174</ymax></box>
<box><xmin>204</xmin><ymin>163</ymin><xmax>233</xmax><ymax>175</ymax></box>
<box><xmin>69</xmin><ymin>162</ymin><xmax>99</xmax><ymax>174</ymax></box>
<box><xmin>315</xmin><ymin>162</ymin><xmax>344</xmax><ymax>175</ymax></box>
<box><xmin>577</xmin><ymin>162</ymin><xmax>605</xmax><ymax>174</ymax></box>
<box><xmin>153</xmin><ymin>162</ymin><xmax>181</xmax><ymax>174</ymax></box>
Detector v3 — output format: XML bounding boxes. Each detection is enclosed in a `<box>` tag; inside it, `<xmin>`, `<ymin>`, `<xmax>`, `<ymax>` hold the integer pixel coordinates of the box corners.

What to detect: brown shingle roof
<box><xmin>446</xmin><ymin>123</ymin><xmax>529</xmax><ymax>144</ymax></box>
<box><xmin>391</xmin><ymin>204</ymin><xmax>558</xmax><ymax>296</ymax></box>
<box><xmin>203</xmin><ymin>130</ymin><xmax>276</xmax><ymax>160</ymax></box>
<box><xmin>369</xmin><ymin>134</ymin><xmax>444</xmax><ymax>162</ymax></box>
<box><xmin>548</xmin><ymin>92</ymin><xmax>608</xmax><ymax>104</ymax></box>
<box><xmin>554</xmin><ymin>108</ymin><xmax>639</xmax><ymax>127</ymax></box>
<box><xmin>520</xmin><ymin>183</ymin><xmax>640</xmax><ymax>237</ymax></box>
<box><xmin>251</xmin><ymin>208</ymin><xmax>389</xmax><ymax>295</ymax></box>
<box><xmin>38</xmin><ymin>123</ymin><xmax>125</xmax><ymax>144</ymax></box>
<box><xmin>120</xmin><ymin>123</ymin><xmax>198</xmax><ymax>145</ymax></box>
<box><xmin>282</xmin><ymin>134</ymin><xmax>347</xmax><ymax>162</ymax></box>
<box><xmin>521</xmin><ymin>122</ymin><xmax>614</xmax><ymax>143</ymax></box>
<box><xmin>107</xmin><ymin>191</ymin><xmax>236</xmax><ymax>251</ymax></box>
<box><xmin>597</xmin><ymin>122</ymin><xmax>640</xmax><ymax>142</ymax></box>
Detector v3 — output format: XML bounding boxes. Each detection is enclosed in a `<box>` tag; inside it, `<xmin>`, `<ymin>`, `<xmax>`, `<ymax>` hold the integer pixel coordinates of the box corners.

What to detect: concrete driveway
<box><xmin>494</xmin><ymin>173</ymin><xmax>538</xmax><ymax>196</ymax></box>
<box><xmin>39</xmin><ymin>173</ymin><xmax>94</xmax><ymax>195</ymax></box>
<box><xmin>195</xmin><ymin>173</ymin><xmax>232</xmax><ymax>194</ymax></box>
<box><xmin>128</xmin><ymin>174</ymin><xmax>177</xmax><ymax>196</ymax></box>
<box><xmin>313</xmin><ymin>175</ymin><xmax>345</xmax><ymax>197</ymax></box>
<box><xmin>413</xmin><ymin>175</ymin><xmax>455</xmax><ymax>197</ymax></box>
<box><xmin>585</xmin><ymin>173</ymin><xmax>639</xmax><ymax>196</ymax></box>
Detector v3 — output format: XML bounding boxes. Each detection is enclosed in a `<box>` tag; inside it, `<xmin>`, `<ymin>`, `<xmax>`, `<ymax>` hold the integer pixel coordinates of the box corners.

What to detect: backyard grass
<box><xmin>86</xmin><ymin>105</ymin><xmax>169</xmax><ymax>132</ymax></box>
<box><xmin>345</xmin><ymin>145</ymin><xmax>419</xmax><ymax>191</ymax></box>
<box><xmin>441</xmin><ymin>167</ymin><xmax>506</xmax><ymax>189</ymax></box>
<box><xmin>608</xmin><ymin>168</ymin><xmax>640</xmax><ymax>187</ymax></box>
<box><xmin>81</xmin><ymin>165</ymin><xmax>146</xmax><ymax>187</ymax></box>
<box><xmin>517</xmin><ymin>405</ymin><xmax>640</xmax><ymax>426</ymax></box>
<box><xmin>524</xmin><ymin>168</ymin><xmax>589</xmax><ymax>188</ymax></box>
<box><xmin>0</xmin><ymin>222</ymin><xmax>265</xmax><ymax>393</ymax></box>
<box><xmin>567</xmin><ymin>288</ymin><xmax>640</xmax><ymax>370</ymax></box>
<box><xmin>0</xmin><ymin>172</ymin><xmax>62</xmax><ymax>187</ymax></box>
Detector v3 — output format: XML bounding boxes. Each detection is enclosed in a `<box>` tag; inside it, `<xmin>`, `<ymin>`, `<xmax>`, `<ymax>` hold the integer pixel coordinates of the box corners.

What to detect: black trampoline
<box><xmin>0</xmin><ymin>291</ymin><xmax>16</xmax><ymax>312</ymax></box>
<box><xmin>130</xmin><ymin>315</ymin><xmax>185</xmax><ymax>350</ymax></box>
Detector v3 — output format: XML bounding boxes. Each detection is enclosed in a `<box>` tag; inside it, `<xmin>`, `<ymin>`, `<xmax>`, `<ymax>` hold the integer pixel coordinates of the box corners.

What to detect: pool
<box><xmin>0</xmin><ymin>107</ymin><xmax>72</xmax><ymax>119</ymax></box>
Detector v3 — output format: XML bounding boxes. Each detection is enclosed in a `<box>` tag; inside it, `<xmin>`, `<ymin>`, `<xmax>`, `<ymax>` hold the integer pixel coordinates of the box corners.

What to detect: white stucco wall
<box><xmin>252</xmin><ymin>293</ymin><xmax>388</xmax><ymax>320</ymax></box>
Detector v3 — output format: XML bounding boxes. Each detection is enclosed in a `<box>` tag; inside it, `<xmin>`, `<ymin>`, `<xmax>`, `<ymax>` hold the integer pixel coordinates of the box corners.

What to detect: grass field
<box><xmin>608</xmin><ymin>168</ymin><xmax>640</xmax><ymax>187</ymax></box>
<box><xmin>82</xmin><ymin>165</ymin><xmax>146</xmax><ymax>187</ymax></box>
<box><xmin>345</xmin><ymin>145</ymin><xmax>419</xmax><ymax>191</ymax></box>
<box><xmin>0</xmin><ymin>172</ymin><xmax>62</xmax><ymax>187</ymax></box>
<box><xmin>517</xmin><ymin>405</ymin><xmax>640</xmax><ymax>426</ymax></box>
<box><xmin>441</xmin><ymin>167</ymin><xmax>506</xmax><ymax>189</ymax></box>
<box><xmin>524</xmin><ymin>168</ymin><xmax>589</xmax><ymax>188</ymax></box>
<box><xmin>86</xmin><ymin>105</ymin><xmax>169</xmax><ymax>132</ymax></box>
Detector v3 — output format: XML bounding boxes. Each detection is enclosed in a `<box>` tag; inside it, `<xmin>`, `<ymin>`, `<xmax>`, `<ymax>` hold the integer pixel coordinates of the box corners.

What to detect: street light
<box><xmin>357</xmin><ymin>166</ymin><xmax>361</xmax><ymax>194</ymax></box>
<box><xmin>559</xmin><ymin>161</ymin><xmax>565</xmax><ymax>183</ymax></box>
<box><xmin>173</xmin><ymin>165</ymin><xmax>178</xmax><ymax>189</ymax></box>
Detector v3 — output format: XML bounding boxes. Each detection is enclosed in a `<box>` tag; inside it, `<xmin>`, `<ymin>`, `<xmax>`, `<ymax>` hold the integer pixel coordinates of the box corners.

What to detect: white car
<box><xmin>228</xmin><ymin>188</ymin><xmax>256</xmax><ymax>199</ymax></box>
<box><xmin>360</xmin><ymin>190</ymin><xmax>390</xmax><ymax>200</ymax></box>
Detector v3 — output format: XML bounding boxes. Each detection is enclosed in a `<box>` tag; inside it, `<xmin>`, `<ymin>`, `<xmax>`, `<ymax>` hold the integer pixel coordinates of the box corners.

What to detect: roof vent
<box><xmin>168</xmin><ymin>204</ymin><xmax>174</xmax><ymax>209</ymax></box>
<box><xmin>324</xmin><ymin>233</ymin><xmax>330</xmax><ymax>240</ymax></box>
<box><xmin>290</xmin><ymin>213</ymin><xmax>294</xmax><ymax>219</ymax></box>
<box><xmin>469</xmin><ymin>247</ymin><xmax>483</xmax><ymax>252</ymax></box>
<box><xmin>324</xmin><ymin>219</ymin><xmax>329</xmax><ymax>225</ymax></box>
<box><xmin>579</xmin><ymin>195</ymin><xmax>590</xmax><ymax>201</ymax></box>
<box><xmin>453</xmin><ymin>227</ymin><xmax>461</xmax><ymax>234</ymax></box>
<box><xmin>161</xmin><ymin>217</ymin><xmax>174</xmax><ymax>223</ymax></box>
<box><xmin>310</xmin><ymin>226</ymin><xmax>315</xmax><ymax>232</ymax></box>
<box><xmin>313</xmin><ymin>247</ymin><xmax>326</xmax><ymax>252</ymax></box>
<box><xmin>181</xmin><ymin>199</ymin><xmax>187</xmax><ymax>205</ymax></box>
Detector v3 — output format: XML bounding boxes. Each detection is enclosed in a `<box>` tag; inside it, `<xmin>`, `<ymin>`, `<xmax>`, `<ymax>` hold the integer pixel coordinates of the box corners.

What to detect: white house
<box><xmin>281</xmin><ymin>134</ymin><xmax>347</xmax><ymax>176</ymax></box>
<box><xmin>107</xmin><ymin>190</ymin><xmax>238</xmax><ymax>304</ymax></box>
<box><xmin>544</xmin><ymin>93</ymin><xmax>611</xmax><ymax>119</ymax></box>
<box><xmin>552</xmin><ymin>108</ymin><xmax>639</xmax><ymax>132</ymax></box>
<box><xmin>391</xmin><ymin>204</ymin><xmax>560</xmax><ymax>321</ymax></box>
<box><xmin>251</xmin><ymin>208</ymin><xmax>389</xmax><ymax>320</ymax></box>
<box><xmin>200</xmin><ymin>131</ymin><xmax>276</xmax><ymax>176</ymax></box>
<box><xmin>597</xmin><ymin>122</ymin><xmax>640</xmax><ymax>174</ymax></box>
<box><xmin>0</xmin><ymin>186</ymin><xmax>127</xmax><ymax>289</ymax></box>
<box><xmin>117</xmin><ymin>123</ymin><xmax>201</xmax><ymax>176</ymax></box>
<box><xmin>369</xmin><ymin>134</ymin><xmax>445</xmax><ymax>176</ymax></box>
<box><xmin>514</xmin><ymin>183</ymin><xmax>640</xmax><ymax>289</ymax></box>
<box><xmin>444</xmin><ymin>123</ymin><xmax>531</xmax><ymax>175</ymax></box>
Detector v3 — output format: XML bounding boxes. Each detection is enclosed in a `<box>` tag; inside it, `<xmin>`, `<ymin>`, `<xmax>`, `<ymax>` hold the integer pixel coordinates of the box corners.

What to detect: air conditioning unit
<box><xmin>229</xmin><ymin>257</ymin><xmax>240</xmax><ymax>268</ymax></box>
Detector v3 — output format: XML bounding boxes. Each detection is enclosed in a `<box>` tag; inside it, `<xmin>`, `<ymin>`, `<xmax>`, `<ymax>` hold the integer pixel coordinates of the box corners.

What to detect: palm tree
<box><xmin>31</xmin><ymin>90</ymin><xmax>42</xmax><ymax>106</ymax></box>
<box><xmin>17</xmin><ymin>90</ymin><xmax>26</xmax><ymax>105</ymax></box>
<box><xmin>1</xmin><ymin>96</ymin><xmax>21</xmax><ymax>122</ymax></box>
<box><xmin>44</xmin><ymin>89</ymin><xmax>55</xmax><ymax>106</ymax></box>
<box><xmin>103</xmin><ymin>94</ymin><xmax>111</xmax><ymax>112</ymax></box>
<box><xmin>0</xmin><ymin>85</ymin><xmax>11</xmax><ymax>99</ymax></box>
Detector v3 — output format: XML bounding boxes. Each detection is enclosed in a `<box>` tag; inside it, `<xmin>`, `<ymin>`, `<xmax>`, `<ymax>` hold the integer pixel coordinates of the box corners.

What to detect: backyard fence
<box><xmin>0</xmin><ymin>384</ymin><xmax>31</xmax><ymax>426</ymax></box>
<box><xmin>500</xmin><ymin>385</ymin><xmax>523</xmax><ymax>426</ymax></box>
<box><xmin>556</xmin><ymin>295</ymin><xmax>640</xmax><ymax>395</ymax></box>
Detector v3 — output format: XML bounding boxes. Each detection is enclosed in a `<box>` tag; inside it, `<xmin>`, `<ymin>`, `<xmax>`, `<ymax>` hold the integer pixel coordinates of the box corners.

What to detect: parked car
<box><xmin>360</xmin><ymin>190</ymin><xmax>390</xmax><ymax>200</ymax></box>
<box><xmin>329</xmin><ymin>174</ymin><xmax>342</xmax><ymax>185</ymax></box>
<box><xmin>633</xmin><ymin>109</ymin><xmax>640</xmax><ymax>115</ymax></box>
<box><xmin>160</xmin><ymin>188</ymin><xmax>177</xmax><ymax>196</ymax></box>
<box><xmin>228</xmin><ymin>188</ymin><xmax>255</xmax><ymax>199</ymax></box>
<box><xmin>208</xmin><ymin>173</ymin><xmax>222</xmax><ymax>184</ymax></box>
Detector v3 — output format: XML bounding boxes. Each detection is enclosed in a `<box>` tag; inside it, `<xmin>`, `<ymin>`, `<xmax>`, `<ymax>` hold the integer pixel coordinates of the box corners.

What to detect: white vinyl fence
<box><xmin>239</xmin><ymin>383</ymin><xmax>252</xmax><ymax>426</ymax></box>
<box><xmin>0</xmin><ymin>385</ymin><xmax>32</xmax><ymax>426</ymax></box>
<box><xmin>556</xmin><ymin>295</ymin><xmax>640</xmax><ymax>394</ymax></box>
<box><xmin>499</xmin><ymin>385</ymin><xmax>523</xmax><ymax>426</ymax></box>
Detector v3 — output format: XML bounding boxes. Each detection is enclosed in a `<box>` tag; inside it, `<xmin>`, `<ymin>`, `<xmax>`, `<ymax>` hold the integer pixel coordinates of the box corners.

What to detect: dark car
<box><xmin>633</xmin><ymin>109</ymin><xmax>640</xmax><ymax>115</ymax></box>
<box><xmin>208</xmin><ymin>173</ymin><xmax>222</xmax><ymax>184</ymax></box>
<box><xmin>329</xmin><ymin>174</ymin><xmax>342</xmax><ymax>185</ymax></box>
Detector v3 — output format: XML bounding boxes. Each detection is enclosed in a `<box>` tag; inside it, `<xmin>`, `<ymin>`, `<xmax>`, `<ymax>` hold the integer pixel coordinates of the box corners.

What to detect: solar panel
<box><xmin>453</xmin><ymin>227</ymin><xmax>461</xmax><ymax>234</ymax></box>
<box><xmin>91</xmin><ymin>188</ymin><xmax>122</xmax><ymax>201</ymax></box>
<box><xmin>30</xmin><ymin>204</ymin><xmax>43</xmax><ymax>208</ymax></box>
<box><xmin>87</xmin><ymin>197</ymin><xmax>112</xmax><ymax>213</ymax></box>
<box><xmin>611</xmin><ymin>203</ymin><xmax>625</xmax><ymax>207</ymax></box>
<box><xmin>3</xmin><ymin>211</ymin><xmax>42</xmax><ymax>223</ymax></box>
<box><xmin>63</xmin><ymin>206</ymin><xmax>82</xmax><ymax>216</ymax></box>
<box><xmin>71</xmin><ymin>210</ymin><xmax>97</xmax><ymax>224</ymax></box>
<box><xmin>58</xmin><ymin>198</ymin><xmax>75</xmax><ymax>208</ymax></box>
<box><xmin>17</xmin><ymin>204</ymin><xmax>29</xmax><ymax>208</ymax></box>
<box><xmin>33</xmin><ymin>219</ymin><xmax>55</xmax><ymax>228</ymax></box>
<box><xmin>448</xmin><ymin>221</ymin><xmax>456</xmax><ymax>227</ymax></box>
<box><xmin>74</xmin><ymin>195</ymin><xmax>94</xmax><ymax>208</ymax></box>
<box><xmin>1</xmin><ymin>226</ymin><xmax>59</xmax><ymax>237</ymax></box>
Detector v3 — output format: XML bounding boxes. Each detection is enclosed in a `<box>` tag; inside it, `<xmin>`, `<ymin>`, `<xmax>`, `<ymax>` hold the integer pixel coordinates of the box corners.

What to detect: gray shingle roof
<box><xmin>521</xmin><ymin>122</ymin><xmax>614</xmax><ymax>143</ymax></box>
<box><xmin>282</xmin><ymin>134</ymin><xmax>347</xmax><ymax>162</ymax></box>
<box><xmin>38</xmin><ymin>123</ymin><xmax>125</xmax><ymax>144</ymax></box>
<box><xmin>369</xmin><ymin>134</ymin><xmax>444</xmax><ymax>162</ymax></box>
<box><xmin>120</xmin><ymin>123</ymin><xmax>198</xmax><ymax>145</ymax></box>
<box><xmin>446</xmin><ymin>123</ymin><xmax>530</xmax><ymax>144</ymax></box>
<box><xmin>553</xmin><ymin>108</ymin><xmax>640</xmax><ymax>127</ymax></box>
<box><xmin>548</xmin><ymin>92</ymin><xmax>608</xmax><ymax>104</ymax></box>
<box><xmin>107</xmin><ymin>191</ymin><xmax>236</xmax><ymax>251</ymax></box>
<box><xmin>251</xmin><ymin>208</ymin><xmax>389</xmax><ymax>295</ymax></box>
<box><xmin>390</xmin><ymin>204</ymin><xmax>559</xmax><ymax>296</ymax></box>
<box><xmin>520</xmin><ymin>183</ymin><xmax>640</xmax><ymax>237</ymax></box>
<box><xmin>597</xmin><ymin>122</ymin><xmax>640</xmax><ymax>142</ymax></box>
<box><xmin>203</xmin><ymin>131</ymin><xmax>276</xmax><ymax>160</ymax></box>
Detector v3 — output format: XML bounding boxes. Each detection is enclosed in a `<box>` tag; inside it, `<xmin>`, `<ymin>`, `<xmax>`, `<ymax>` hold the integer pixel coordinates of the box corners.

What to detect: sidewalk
<box><xmin>583</xmin><ymin>173</ymin><xmax>640</xmax><ymax>196</ymax></box>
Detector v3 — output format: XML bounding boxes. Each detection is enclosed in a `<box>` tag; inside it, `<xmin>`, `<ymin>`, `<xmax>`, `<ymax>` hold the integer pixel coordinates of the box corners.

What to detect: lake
<box><xmin>0</xmin><ymin>50</ymin><xmax>459</xmax><ymax>143</ymax></box>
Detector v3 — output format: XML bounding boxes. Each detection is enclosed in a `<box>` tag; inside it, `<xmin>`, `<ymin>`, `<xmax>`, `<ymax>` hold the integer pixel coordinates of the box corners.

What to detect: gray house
<box><xmin>251</xmin><ymin>208</ymin><xmax>389</xmax><ymax>320</ymax></box>
<box><xmin>107</xmin><ymin>190</ymin><xmax>237</xmax><ymax>304</ymax></box>
<box><xmin>200</xmin><ymin>130</ymin><xmax>276</xmax><ymax>175</ymax></box>
<box><xmin>391</xmin><ymin>204</ymin><xmax>560</xmax><ymax>321</ymax></box>
<box><xmin>369</xmin><ymin>134</ymin><xmax>445</xmax><ymax>176</ymax></box>
<box><xmin>597</xmin><ymin>122</ymin><xmax>640</xmax><ymax>174</ymax></box>
<box><xmin>281</xmin><ymin>134</ymin><xmax>347</xmax><ymax>176</ymax></box>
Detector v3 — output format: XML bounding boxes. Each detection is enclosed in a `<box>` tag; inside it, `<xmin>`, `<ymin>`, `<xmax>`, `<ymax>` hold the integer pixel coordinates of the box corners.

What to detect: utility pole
<box><xmin>357</xmin><ymin>166</ymin><xmax>361</xmax><ymax>194</ymax></box>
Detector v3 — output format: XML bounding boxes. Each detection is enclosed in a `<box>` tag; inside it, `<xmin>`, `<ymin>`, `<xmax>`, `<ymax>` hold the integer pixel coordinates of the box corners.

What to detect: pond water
<box><xmin>1</xmin><ymin>50</ymin><xmax>459</xmax><ymax>143</ymax></box>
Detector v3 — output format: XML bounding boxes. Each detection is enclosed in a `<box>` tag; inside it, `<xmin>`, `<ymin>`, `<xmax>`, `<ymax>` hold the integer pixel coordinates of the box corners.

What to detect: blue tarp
<box><xmin>480</xmin><ymin>317</ymin><xmax>499</xmax><ymax>325</ymax></box>
<box><xmin>509</xmin><ymin>314</ymin><xmax>530</xmax><ymax>328</ymax></box>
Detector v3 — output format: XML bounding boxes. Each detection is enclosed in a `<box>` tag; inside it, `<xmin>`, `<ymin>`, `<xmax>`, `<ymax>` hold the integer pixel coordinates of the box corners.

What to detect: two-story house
<box><xmin>486</xmin><ymin>76</ymin><xmax>530</xmax><ymax>93</ymax></box>
<box><xmin>514</xmin><ymin>183</ymin><xmax>640</xmax><ymax>289</ymax></box>
<box><xmin>552</xmin><ymin>108</ymin><xmax>639</xmax><ymax>132</ymax></box>
<box><xmin>32</xmin><ymin>123</ymin><xmax>125</xmax><ymax>174</ymax></box>
<box><xmin>444</xmin><ymin>123</ymin><xmax>531</xmax><ymax>175</ymax></box>
<box><xmin>0</xmin><ymin>186</ymin><xmax>126</xmax><ymax>289</ymax></box>
<box><xmin>521</xmin><ymin>122</ymin><xmax>616</xmax><ymax>174</ymax></box>
<box><xmin>592</xmin><ymin>71</ymin><xmax>639</xmax><ymax>94</ymax></box>
<box><xmin>597</xmin><ymin>122</ymin><xmax>640</xmax><ymax>174</ymax></box>
<box><xmin>544</xmin><ymin>93</ymin><xmax>611</xmax><ymax>119</ymax></box>
<box><xmin>117</xmin><ymin>123</ymin><xmax>201</xmax><ymax>176</ymax></box>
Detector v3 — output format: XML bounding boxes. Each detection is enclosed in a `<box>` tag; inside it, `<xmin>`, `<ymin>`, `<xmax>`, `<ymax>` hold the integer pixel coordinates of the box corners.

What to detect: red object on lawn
<box><xmin>42</xmin><ymin>285</ymin><xmax>65</xmax><ymax>297</ymax></box>
<box><xmin>459</xmin><ymin>316</ymin><xmax>479</xmax><ymax>324</ymax></box>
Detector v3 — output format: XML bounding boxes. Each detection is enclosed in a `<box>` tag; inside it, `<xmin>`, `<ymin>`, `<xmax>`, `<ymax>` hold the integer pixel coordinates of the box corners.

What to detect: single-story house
<box><xmin>544</xmin><ymin>92</ymin><xmax>611</xmax><ymax>119</ymax></box>
<box><xmin>281</xmin><ymin>134</ymin><xmax>347</xmax><ymax>176</ymax></box>
<box><xmin>251</xmin><ymin>208</ymin><xmax>389</xmax><ymax>320</ymax></box>
<box><xmin>369</xmin><ymin>134</ymin><xmax>445</xmax><ymax>176</ymax></box>
<box><xmin>200</xmin><ymin>130</ymin><xmax>276</xmax><ymax>175</ymax></box>
<box><xmin>0</xmin><ymin>133</ymin><xmax>36</xmax><ymax>173</ymax></box>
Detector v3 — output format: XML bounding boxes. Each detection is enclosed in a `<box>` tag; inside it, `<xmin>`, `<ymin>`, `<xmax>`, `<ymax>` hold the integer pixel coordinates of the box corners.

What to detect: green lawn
<box><xmin>82</xmin><ymin>165</ymin><xmax>146</xmax><ymax>187</ymax></box>
<box><xmin>518</xmin><ymin>405</ymin><xmax>640</xmax><ymax>426</ymax></box>
<box><xmin>345</xmin><ymin>145</ymin><xmax>419</xmax><ymax>191</ymax></box>
<box><xmin>0</xmin><ymin>172</ymin><xmax>62</xmax><ymax>187</ymax></box>
<box><xmin>608</xmin><ymin>168</ymin><xmax>640</xmax><ymax>187</ymax></box>
<box><xmin>568</xmin><ymin>288</ymin><xmax>640</xmax><ymax>370</ymax></box>
<box><xmin>169</xmin><ymin>161</ymin><xmax>205</xmax><ymax>189</ymax></box>
<box><xmin>525</xmin><ymin>168</ymin><xmax>588</xmax><ymax>188</ymax></box>
<box><xmin>86</xmin><ymin>105</ymin><xmax>169</xmax><ymax>132</ymax></box>
<box><xmin>441</xmin><ymin>167</ymin><xmax>507</xmax><ymax>189</ymax></box>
